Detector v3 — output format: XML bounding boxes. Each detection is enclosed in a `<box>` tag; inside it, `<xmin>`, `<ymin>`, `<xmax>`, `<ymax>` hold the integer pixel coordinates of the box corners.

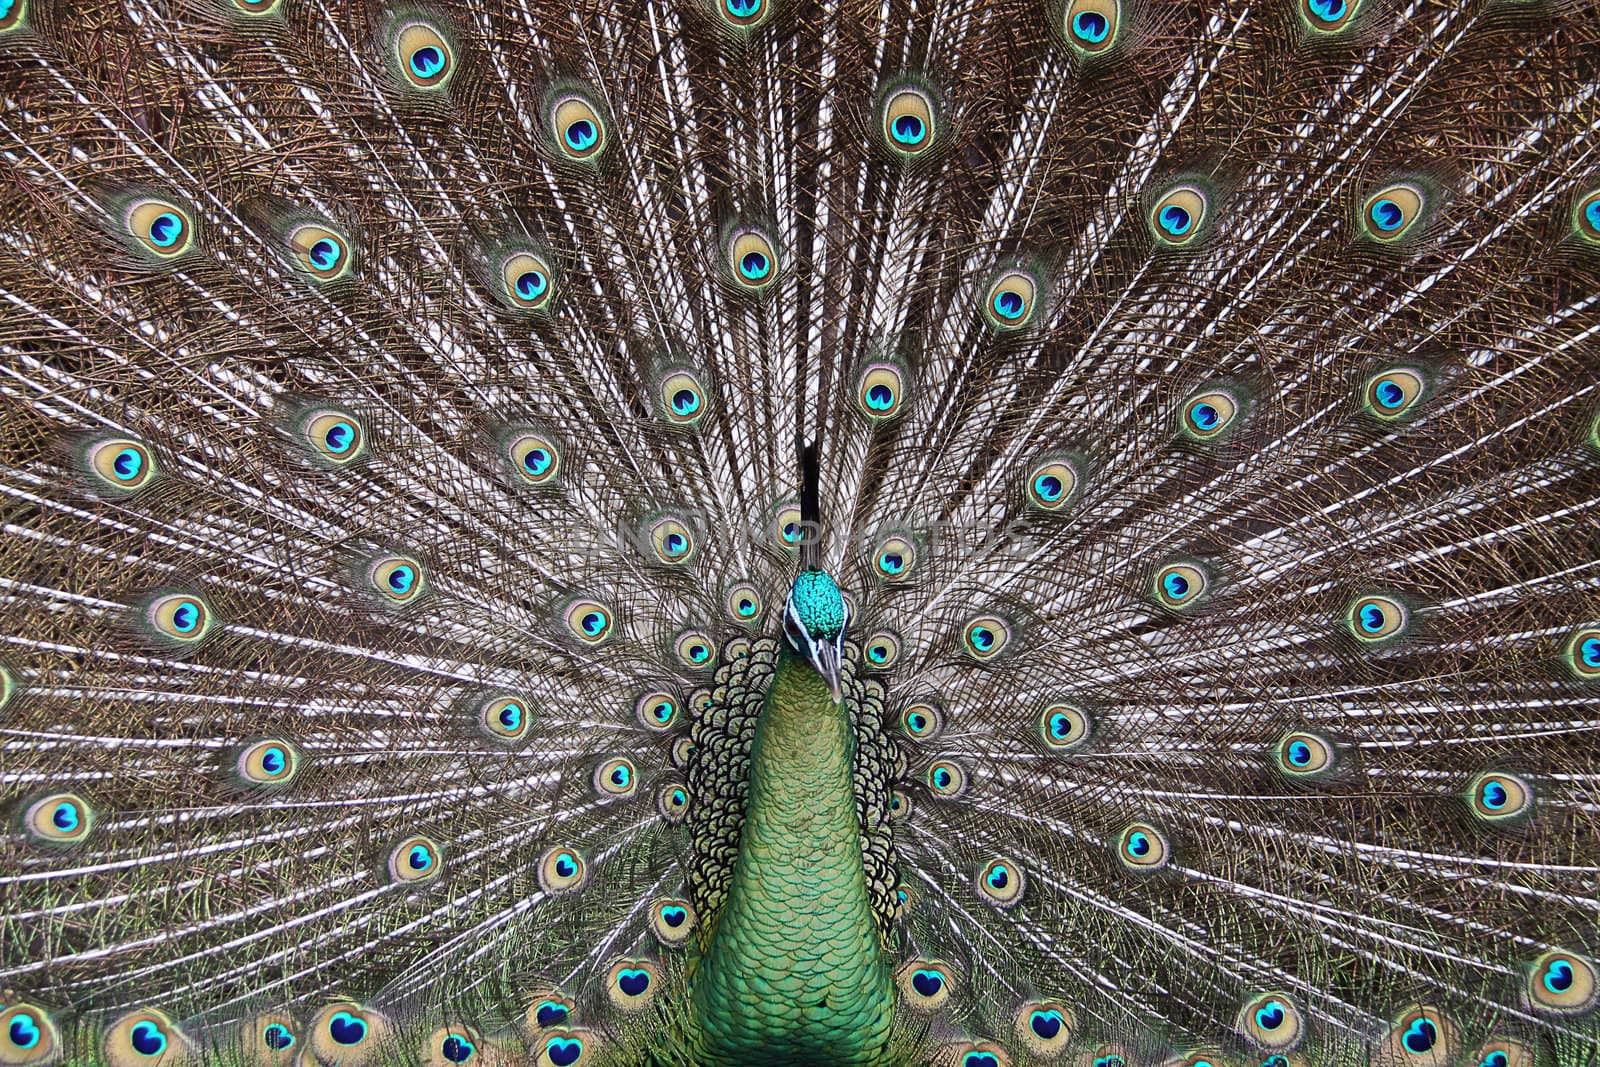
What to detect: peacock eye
<box><xmin>1038</xmin><ymin>703</ymin><xmax>1090</xmax><ymax>751</ymax></box>
<box><xmin>236</xmin><ymin>740</ymin><xmax>301</xmax><ymax>787</ymax></box>
<box><xmin>650</xmin><ymin>897</ymin><xmax>696</xmax><ymax>945</ymax></box>
<box><xmin>656</xmin><ymin>781</ymin><xmax>691</xmax><ymax>822</ymax></box>
<box><xmin>24</xmin><ymin>792</ymin><xmax>93</xmax><ymax>843</ymax></box>
<box><xmin>1382</xmin><ymin>1006</ymin><xmax>1452</xmax><ymax>1061</ymax></box>
<box><xmin>856</xmin><ymin>362</ymin><xmax>908</xmax><ymax>421</ymax></box>
<box><xmin>1346</xmin><ymin>593</ymin><xmax>1407</xmax><ymax>643</ymax></box>
<box><xmin>563</xmin><ymin>599</ymin><xmax>616</xmax><ymax>645</ymax></box>
<box><xmin>367</xmin><ymin>555</ymin><xmax>424</xmax><ymax>605</ymax></box>
<box><xmin>773</xmin><ymin>504</ymin><xmax>804</xmax><ymax>552</ymax></box>
<box><xmin>925</xmin><ymin>758</ymin><xmax>966</xmax><ymax>797</ymax></box>
<box><xmin>727</xmin><ymin>228</ymin><xmax>780</xmax><ymax>291</ymax></box>
<box><xmin>387</xmin><ymin>835</ymin><xmax>442</xmax><ymax>884</ymax></box>
<box><xmin>725</xmin><ymin>582</ymin><xmax>764</xmax><ymax>623</ymax></box>
<box><xmin>983</xmin><ymin>269</ymin><xmax>1038</xmax><ymax>329</ymax></box>
<box><xmin>1149</xmin><ymin>183</ymin><xmax>1209</xmax><ymax>247</ymax></box>
<box><xmin>1063</xmin><ymin>0</ymin><xmax>1119</xmax><ymax>52</ymax></box>
<box><xmin>635</xmin><ymin>690</ymin><xmax>679</xmax><ymax>731</ymax></box>
<box><xmin>975</xmin><ymin>856</ymin><xmax>1026</xmax><ymax>907</ymax></box>
<box><xmin>1563</xmin><ymin>626</ymin><xmax>1600</xmax><ymax>681</ymax></box>
<box><xmin>659</xmin><ymin>370</ymin><xmax>711</xmax><ymax>427</ymax></box>
<box><xmin>897</xmin><ymin>959</ymin><xmax>954</xmax><ymax>1011</ymax></box>
<box><xmin>718</xmin><ymin>0</ymin><xmax>767</xmax><ymax>28</ymax></box>
<box><xmin>1361</xmin><ymin>182</ymin><xmax>1427</xmax><ymax>243</ymax></box>
<box><xmin>1025</xmin><ymin>457</ymin><xmax>1081</xmax><ymax>512</ymax></box>
<box><xmin>110</xmin><ymin>1011</ymin><xmax>190</xmax><ymax>1062</ymax></box>
<box><xmin>147</xmin><ymin>593</ymin><xmax>213</xmax><ymax>642</ymax></box>
<box><xmin>1573</xmin><ymin>187</ymin><xmax>1600</xmax><ymax>245</ymax></box>
<box><xmin>508</xmin><ymin>431</ymin><xmax>560</xmax><ymax>485</ymax></box>
<box><xmin>1016</xmin><ymin>1001</ymin><xmax>1074</xmax><ymax>1055</ymax></box>
<box><xmin>1465</xmin><ymin>770</ymin><xmax>1533</xmax><ymax>823</ymax></box>
<box><xmin>872</xmin><ymin>535</ymin><xmax>916</xmax><ymax>581</ymax></box>
<box><xmin>900</xmin><ymin>701</ymin><xmax>942</xmax><ymax>741</ymax></box>
<box><xmin>1</xmin><ymin>1004</ymin><xmax>58</xmax><ymax>1061</ymax></box>
<box><xmin>1153</xmin><ymin>561</ymin><xmax>1209</xmax><ymax>611</ymax></box>
<box><xmin>302</xmin><ymin>410</ymin><xmax>365</xmax><ymax>464</ymax></box>
<box><xmin>592</xmin><ymin>757</ymin><xmax>637</xmax><ymax>799</ymax></box>
<box><xmin>429</xmin><ymin>1027</ymin><xmax>481</xmax><ymax>1066</ymax></box>
<box><xmin>1525</xmin><ymin>949</ymin><xmax>1598</xmax><ymax>1015</ymax></box>
<box><xmin>1300</xmin><ymin>0</ymin><xmax>1362</xmax><ymax>34</ymax></box>
<box><xmin>1179</xmin><ymin>387</ymin><xmax>1242</xmax><ymax>442</ymax></box>
<box><xmin>1363</xmin><ymin>366</ymin><xmax>1428</xmax><ymax>420</ymax></box>
<box><xmin>863</xmin><ymin>631</ymin><xmax>901</xmax><ymax>668</ymax></box>
<box><xmin>1275</xmin><ymin>731</ymin><xmax>1334</xmax><ymax>778</ymax></box>
<box><xmin>539</xmin><ymin>846</ymin><xmax>588</xmax><ymax>893</ymax></box>
<box><xmin>394</xmin><ymin>22</ymin><xmax>454</xmax><ymax>89</ymax></box>
<box><xmin>647</xmin><ymin>517</ymin><xmax>696</xmax><ymax>565</ymax></box>
<box><xmin>673</xmin><ymin>630</ymin><xmax>716</xmax><ymax>669</ymax></box>
<box><xmin>287</xmin><ymin>223</ymin><xmax>352</xmax><ymax>281</ymax></box>
<box><xmin>880</xmin><ymin>87</ymin><xmax>937</xmax><ymax>157</ymax></box>
<box><xmin>551</xmin><ymin>95</ymin><xmax>607</xmax><ymax>162</ymax></box>
<box><xmin>960</xmin><ymin>616</ymin><xmax>1011</xmax><ymax>661</ymax></box>
<box><xmin>126</xmin><ymin>197</ymin><xmax>195</xmax><ymax>257</ymax></box>
<box><xmin>480</xmin><ymin>695</ymin><xmax>531</xmax><ymax>742</ymax></box>
<box><xmin>1117</xmin><ymin>821</ymin><xmax>1169</xmax><ymax>871</ymax></box>
<box><xmin>87</xmin><ymin>437</ymin><xmax>157</xmax><ymax>491</ymax></box>
<box><xmin>1237</xmin><ymin>992</ymin><xmax>1303</xmax><ymax>1051</ymax></box>
<box><xmin>605</xmin><ymin>959</ymin><xmax>659</xmax><ymax>1011</ymax></box>
<box><xmin>500</xmin><ymin>252</ymin><xmax>555</xmax><ymax>311</ymax></box>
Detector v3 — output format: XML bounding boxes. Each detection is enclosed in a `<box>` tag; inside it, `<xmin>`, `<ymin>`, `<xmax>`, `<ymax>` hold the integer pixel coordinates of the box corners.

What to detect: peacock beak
<box><xmin>808</xmin><ymin>639</ymin><xmax>844</xmax><ymax>704</ymax></box>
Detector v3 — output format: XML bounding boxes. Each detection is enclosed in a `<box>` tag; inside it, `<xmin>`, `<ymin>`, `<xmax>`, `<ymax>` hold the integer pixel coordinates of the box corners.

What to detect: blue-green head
<box><xmin>784</xmin><ymin>569</ymin><xmax>848</xmax><ymax>702</ymax></box>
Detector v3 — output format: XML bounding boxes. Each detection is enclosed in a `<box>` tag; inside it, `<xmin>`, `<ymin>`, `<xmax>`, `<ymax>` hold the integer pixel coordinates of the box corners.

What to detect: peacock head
<box><xmin>784</xmin><ymin>569</ymin><xmax>848</xmax><ymax>703</ymax></box>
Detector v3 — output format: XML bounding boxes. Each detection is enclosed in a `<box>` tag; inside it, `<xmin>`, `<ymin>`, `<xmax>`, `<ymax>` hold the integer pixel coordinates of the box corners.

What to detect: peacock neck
<box><xmin>686</xmin><ymin>644</ymin><xmax>894</xmax><ymax>1065</ymax></box>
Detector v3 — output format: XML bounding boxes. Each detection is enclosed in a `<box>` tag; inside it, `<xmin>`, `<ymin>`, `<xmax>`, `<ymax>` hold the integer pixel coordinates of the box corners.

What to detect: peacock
<box><xmin>1</xmin><ymin>0</ymin><xmax>1599</xmax><ymax>1061</ymax></box>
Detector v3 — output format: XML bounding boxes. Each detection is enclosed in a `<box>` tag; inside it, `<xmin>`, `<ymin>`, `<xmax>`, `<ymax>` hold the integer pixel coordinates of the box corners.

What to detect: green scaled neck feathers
<box><xmin>686</xmin><ymin>571</ymin><xmax>892</xmax><ymax>1064</ymax></box>
<box><xmin>684</xmin><ymin>443</ymin><xmax>893</xmax><ymax>1062</ymax></box>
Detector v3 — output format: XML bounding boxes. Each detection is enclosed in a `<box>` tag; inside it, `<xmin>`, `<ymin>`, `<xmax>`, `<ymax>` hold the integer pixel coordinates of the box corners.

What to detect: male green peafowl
<box><xmin>2</xmin><ymin>0</ymin><xmax>1599</xmax><ymax>1062</ymax></box>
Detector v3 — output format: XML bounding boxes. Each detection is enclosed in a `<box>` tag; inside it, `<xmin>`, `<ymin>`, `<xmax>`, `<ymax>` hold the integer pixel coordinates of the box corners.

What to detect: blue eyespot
<box><xmin>1370</xmin><ymin>198</ymin><xmax>1403</xmax><ymax>231</ymax></box>
<box><xmin>131</xmin><ymin>1021</ymin><xmax>168</xmax><ymax>1056</ymax></box>
<box><xmin>309</xmin><ymin>239</ymin><xmax>341</xmax><ymax>271</ymax></box>
<box><xmin>547</xmin><ymin>1037</ymin><xmax>583</xmax><ymax>1066</ymax></box>
<box><xmin>1481</xmin><ymin>779</ymin><xmax>1508</xmax><ymax>810</ymax></box>
<box><xmin>263</xmin><ymin>1023</ymin><xmax>294</xmax><ymax>1051</ymax></box>
<box><xmin>660</xmin><ymin>905</ymin><xmax>687</xmax><ymax>927</ymax></box>
<box><xmin>1127</xmin><ymin>831</ymin><xmax>1150</xmax><ymax>856</ymax></box>
<box><xmin>964</xmin><ymin>1052</ymin><xmax>1000</xmax><ymax>1067</ymax></box>
<box><xmin>409</xmin><ymin>45</ymin><xmax>444</xmax><ymax>78</ymax></box>
<box><xmin>1158</xmin><ymin>204</ymin><xmax>1192</xmax><ymax>236</ymax></box>
<box><xmin>739</xmin><ymin>251</ymin><xmax>770</xmax><ymax>280</ymax></box>
<box><xmin>171</xmin><ymin>601</ymin><xmax>200</xmax><ymax>633</ymax></box>
<box><xmin>892</xmin><ymin>114</ymin><xmax>925</xmax><ymax>145</ymax></box>
<box><xmin>987</xmin><ymin>864</ymin><xmax>1009</xmax><ymax>889</ymax></box>
<box><xmin>1030</xmin><ymin>1009</ymin><xmax>1065</xmax><ymax>1039</ymax></box>
<box><xmin>1308</xmin><ymin>0</ymin><xmax>1346</xmax><ymax>21</ymax></box>
<box><xmin>1073</xmin><ymin>10</ymin><xmax>1108</xmax><ymax>41</ymax></box>
<box><xmin>1374</xmin><ymin>378</ymin><xmax>1405</xmax><ymax>408</ymax></box>
<box><xmin>565</xmin><ymin>120</ymin><xmax>597</xmax><ymax>151</ymax></box>
<box><xmin>441</xmin><ymin>1034</ymin><xmax>475</xmax><ymax>1062</ymax></box>
<box><xmin>1359</xmin><ymin>604</ymin><xmax>1384</xmax><ymax>632</ymax></box>
<box><xmin>970</xmin><ymin>627</ymin><xmax>993</xmax><ymax>650</ymax></box>
<box><xmin>867</xmin><ymin>382</ymin><xmax>895</xmax><ymax>410</ymax></box>
<box><xmin>1288</xmin><ymin>741</ymin><xmax>1310</xmax><ymax>766</ymax></box>
<box><xmin>1162</xmin><ymin>572</ymin><xmax>1190</xmax><ymax>599</ymax></box>
<box><xmin>1544</xmin><ymin>959</ymin><xmax>1575</xmax><ymax>993</ymax></box>
<box><xmin>112</xmin><ymin>447</ymin><xmax>144</xmax><ymax>479</ymax></box>
<box><xmin>556</xmin><ymin>853</ymin><xmax>576</xmax><ymax>877</ymax></box>
<box><xmin>500</xmin><ymin>703</ymin><xmax>523</xmax><ymax>729</ymax></box>
<box><xmin>516</xmin><ymin>271</ymin><xmax>547</xmax><ymax>301</ymax></box>
<box><xmin>726</xmin><ymin>0</ymin><xmax>760</xmax><ymax>17</ymax></box>
<box><xmin>8</xmin><ymin>1015</ymin><xmax>41</xmax><ymax>1050</ymax></box>
<box><xmin>535</xmin><ymin>1002</ymin><xmax>568</xmax><ymax>1028</ymax></box>
<box><xmin>147</xmin><ymin>211</ymin><xmax>184</xmax><ymax>248</ymax></box>
<box><xmin>617</xmin><ymin>968</ymin><xmax>651</xmax><ymax>996</ymax></box>
<box><xmin>1255</xmin><ymin>1001</ymin><xmax>1286</xmax><ymax>1030</ymax></box>
<box><xmin>329</xmin><ymin>1012</ymin><xmax>367</xmax><ymax>1046</ymax></box>
<box><xmin>52</xmin><ymin>801</ymin><xmax>79</xmax><ymax>832</ymax></box>
<box><xmin>992</xmin><ymin>289</ymin><xmax>1024</xmax><ymax>319</ymax></box>
<box><xmin>260</xmin><ymin>747</ymin><xmax>286</xmax><ymax>775</ymax></box>
<box><xmin>1033</xmin><ymin>473</ymin><xmax>1063</xmax><ymax>501</ymax></box>
<box><xmin>409</xmin><ymin>844</ymin><xmax>433</xmax><ymax>871</ymax></box>
<box><xmin>1402</xmin><ymin>1017</ymin><xmax>1436</xmax><ymax>1053</ymax></box>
